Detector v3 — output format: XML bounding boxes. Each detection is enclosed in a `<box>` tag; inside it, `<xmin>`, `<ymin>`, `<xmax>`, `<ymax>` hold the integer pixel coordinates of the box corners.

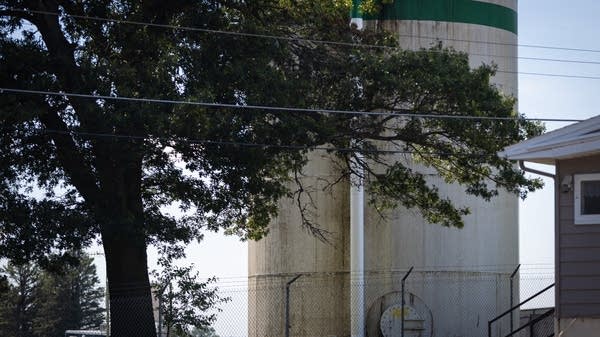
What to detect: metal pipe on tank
<box><xmin>351</xmin><ymin>144</ymin><xmax>365</xmax><ymax>337</ymax></box>
<box><xmin>349</xmin><ymin>4</ymin><xmax>365</xmax><ymax>328</ymax></box>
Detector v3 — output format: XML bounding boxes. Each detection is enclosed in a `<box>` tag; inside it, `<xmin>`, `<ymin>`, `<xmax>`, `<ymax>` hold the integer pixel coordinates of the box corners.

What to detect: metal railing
<box><xmin>505</xmin><ymin>308</ymin><xmax>555</xmax><ymax>337</ymax></box>
<box><xmin>488</xmin><ymin>283</ymin><xmax>555</xmax><ymax>337</ymax></box>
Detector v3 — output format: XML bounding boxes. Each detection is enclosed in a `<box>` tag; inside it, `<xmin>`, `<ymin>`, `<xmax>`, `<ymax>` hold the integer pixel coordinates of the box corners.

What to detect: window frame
<box><xmin>574</xmin><ymin>173</ymin><xmax>600</xmax><ymax>225</ymax></box>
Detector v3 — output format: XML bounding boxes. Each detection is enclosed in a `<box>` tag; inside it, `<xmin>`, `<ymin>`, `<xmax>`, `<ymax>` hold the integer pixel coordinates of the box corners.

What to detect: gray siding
<box><xmin>557</xmin><ymin>156</ymin><xmax>600</xmax><ymax>318</ymax></box>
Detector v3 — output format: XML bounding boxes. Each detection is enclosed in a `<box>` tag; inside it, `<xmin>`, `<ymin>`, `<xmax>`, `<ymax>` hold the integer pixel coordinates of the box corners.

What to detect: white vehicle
<box><xmin>64</xmin><ymin>330</ymin><xmax>107</xmax><ymax>337</ymax></box>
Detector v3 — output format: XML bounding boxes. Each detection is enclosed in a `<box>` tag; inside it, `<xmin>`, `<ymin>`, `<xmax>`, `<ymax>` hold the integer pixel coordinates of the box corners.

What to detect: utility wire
<box><xmin>494</xmin><ymin>70</ymin><xmax>600</xmax><ymax>81</ymax></box>
<box><xmin>41</xmin><ymin>128</ymin><xmax>500</xmax><ymax>158</ymax></box>
<box><xmin>6</xmin><ymin>7</ymin><xmax>600</xmax><ymax>55</ymax></box>
<box><xmin>402</xmin><ymin>33</ymin><xmax>600</xmax><ymax>54</ymax></box>
<box><xmin>0</xmin><ymin>87</ymin><xmax>584</xmax><ymax>123</ymax></box>
<box><xmin>517</xmin><ymin>56</ymin><xmax>600</xmax><ymax>66</ymax></box>
<box><xmin>5</xmin><ymin>7</ymin><xmax>600</xmax><ymax>72</ymax></box>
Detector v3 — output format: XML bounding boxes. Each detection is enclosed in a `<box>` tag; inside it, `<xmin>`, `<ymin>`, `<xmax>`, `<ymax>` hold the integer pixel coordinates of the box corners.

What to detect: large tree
<box><xmin>0</xmin><ymin>1</ymin><xmax>543</xmax><ymax>336</ymax></box>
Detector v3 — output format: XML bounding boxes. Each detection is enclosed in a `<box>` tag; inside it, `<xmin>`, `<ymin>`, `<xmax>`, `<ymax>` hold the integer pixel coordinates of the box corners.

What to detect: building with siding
<box><xmin>501</xmin><ymin>115</ymin><xmax>600</xmax><ymax>337</ymax></box>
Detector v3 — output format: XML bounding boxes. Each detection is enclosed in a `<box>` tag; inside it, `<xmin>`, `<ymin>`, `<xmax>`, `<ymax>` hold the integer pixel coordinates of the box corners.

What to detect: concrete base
<box><xmin>558</xmin><ymin>317</ymin><xmax>600</xmax><ymax>337</ymax></box>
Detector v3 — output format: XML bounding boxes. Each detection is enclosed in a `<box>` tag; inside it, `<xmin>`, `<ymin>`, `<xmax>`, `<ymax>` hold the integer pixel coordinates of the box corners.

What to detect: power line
<box><xmin>513</xmin><ymin>71</ymin><xmax>600</xmax><ymax>80</ymax></box>
<box><xmin>5</xmin><ymin>7</ymin><xmax>600</xmax><ymax>54</ymax></box>
<box><xmin>518</xmin><ymin>56</ymin><xmax>600</xmax><ymax>66</ymax></box>
<box><xmin>0</xmin><ymin>87</ymin><xmax>584</xmax><ymax>123</ymax></box>
<box><xmin>405</xmin><ymin>35</ymin><xmax>600</xmax><ymax>55</ymax></box>
<box><xmin>489</xmin><ymin>70</ymin><xmax>600</xmax><ymax>80</ymax></box>
<box><xmin>44</xmin><ymin>128</ymin><xmax>346</xmax><ymax>152</ymax></box>
<box><xmin>41</xmin><ymin>128</ymin><xmax>501</xmax><ymax>158</ymax></box>
<box><xmin>5</xmin><ymin>7</ymin><xmax>600</xmax><ymax>68</ymax></box>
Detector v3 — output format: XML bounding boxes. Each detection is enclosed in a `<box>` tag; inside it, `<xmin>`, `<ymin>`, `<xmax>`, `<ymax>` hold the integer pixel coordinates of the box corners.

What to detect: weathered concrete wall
<box><xmin>248</xmin><ymin>151</ymin><xmax>350</xmax><ymax>337</ymax></box>
<box><xmin>249</xmin><ymin>1</ymin><xmax>519</xmax><ymax>336</ymax></box>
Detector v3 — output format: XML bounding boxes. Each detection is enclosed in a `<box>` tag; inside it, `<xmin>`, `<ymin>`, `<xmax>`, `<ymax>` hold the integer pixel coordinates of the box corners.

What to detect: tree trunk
<box><xmin>103</xmin><ymin>227</ymin><xmax>156</xmax><ymax>337</ymax></box>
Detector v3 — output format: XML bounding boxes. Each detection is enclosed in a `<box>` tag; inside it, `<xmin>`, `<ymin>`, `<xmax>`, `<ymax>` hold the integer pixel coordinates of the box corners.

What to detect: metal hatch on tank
<box><xmin>367</xmin><ymin>291</ymin><xmax>433</xmax><ymax>337</ymax></box>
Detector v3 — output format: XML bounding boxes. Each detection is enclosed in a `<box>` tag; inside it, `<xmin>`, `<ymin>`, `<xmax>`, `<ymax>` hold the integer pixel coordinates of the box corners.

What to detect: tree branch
<box><xmin>38</xmin><ymin>109</ymin><xmax>101</xmax><ymax>206</ymax></box>
<box><xmin>24</xmin><ymin>1</ymin><xmax>106</xmax><ymax>132</ymax></box>
<box><xmin>293</xmin><ymin>167</ymin><xmax>332</xmax><ymax>242</ymax></box>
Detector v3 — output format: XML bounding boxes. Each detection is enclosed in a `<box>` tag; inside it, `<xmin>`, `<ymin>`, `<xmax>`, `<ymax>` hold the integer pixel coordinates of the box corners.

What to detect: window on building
<box><xmin>575</xmin><ymin>173</ymin><xmax>600</xmax><ymax>224</ymax></box>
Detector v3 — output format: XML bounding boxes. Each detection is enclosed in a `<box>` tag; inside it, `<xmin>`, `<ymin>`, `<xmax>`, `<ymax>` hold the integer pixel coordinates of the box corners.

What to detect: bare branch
<box><xmin>292</xmin><ymin>167</ymin><xmax>332</xmax><ymax>243</ymax></box>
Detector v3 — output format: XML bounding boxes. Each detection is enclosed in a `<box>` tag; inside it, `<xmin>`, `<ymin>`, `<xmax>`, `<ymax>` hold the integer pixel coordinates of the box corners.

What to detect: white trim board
<box><xmin>499</xmin><ymin>115</ymin><xmax>600</xmax><ymax>164</ymax></box>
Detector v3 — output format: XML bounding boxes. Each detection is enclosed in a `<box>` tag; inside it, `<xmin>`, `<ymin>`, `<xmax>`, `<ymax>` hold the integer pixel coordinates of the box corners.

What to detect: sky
<box><xmin>86</xmin><ymin>0</ymin><xmax>600</xmax><ymax>329</ymax></box>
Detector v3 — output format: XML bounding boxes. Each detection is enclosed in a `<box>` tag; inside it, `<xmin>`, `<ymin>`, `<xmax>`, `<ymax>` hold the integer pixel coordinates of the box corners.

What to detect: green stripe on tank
<box><xmin>352</xmin><ymin>0</ymin><xmax>363</xmax><ymax>18</ymax></box>
<box><xmin>353</xmin><ymin>0</ymin><xmax>517</xmax><ymax>34</ymax></box>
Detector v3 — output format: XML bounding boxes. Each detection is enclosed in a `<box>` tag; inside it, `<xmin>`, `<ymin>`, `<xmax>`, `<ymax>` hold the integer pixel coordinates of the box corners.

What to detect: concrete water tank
<box><xmin>249</xmin><ymin>1</ymin><xmax>519</xmax><ymax>336</ymax></box>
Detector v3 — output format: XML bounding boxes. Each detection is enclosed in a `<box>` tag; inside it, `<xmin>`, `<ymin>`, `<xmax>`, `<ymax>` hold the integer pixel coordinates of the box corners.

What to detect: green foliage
<box><xmin>188</xmin><ymin>326</ymin><xmax>220</xmax><ymax>337</ymax></box>
<box><xmin>0</xmin><ymin>0</ymin><xmax>542</xmax><ymax>255</ymax></box>
<box><xmin>0</xmin><ymin>0</ymin><xmax>543</xmax><ymax>334</ymax></box>
<box><xmin>152</xmin><ymin>262</ymin><xmax>225</xmax><ymax>337</ymax></box>
<box><xmin>33</xmin><ymin>254</ymin><xmax>105</xmax><ymax>336</ymax></box>
<box><xmin>0</xmin><ymin>254</ymin><xmax>105</xmax><ymax>337</ymax></box>
<box><xmin>0</xmin><ymin>263</ymin><xmax>39</xmax><ymax>337</ymax></box>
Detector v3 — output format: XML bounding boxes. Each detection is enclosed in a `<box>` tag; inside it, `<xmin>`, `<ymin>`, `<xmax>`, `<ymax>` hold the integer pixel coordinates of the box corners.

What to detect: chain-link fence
<box><xmin>488</xmin><ymin>276</ymin><xmax>555</xmax><ymax>337</ymax></box>
<box><xmin>206</xmin><ymin>272</ymin><xmax>555</xmax><ymax>337</ymax></box>
<box><xmin>506</xmin><ymin>308</ymin><xmax>555</xmax><ymax>337</ymax></box>
<box><xmin>78</xmin><ymin>271</ymin><xmax>554</xmax><ymax>337</ymax></box>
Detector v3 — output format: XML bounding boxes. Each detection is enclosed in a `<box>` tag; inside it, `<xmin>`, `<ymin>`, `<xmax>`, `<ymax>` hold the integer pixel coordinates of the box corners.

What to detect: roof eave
<box><xmin>500</xmin><ymin>139</ymin><xmax>600</xmax><ymax>165</ymax></box>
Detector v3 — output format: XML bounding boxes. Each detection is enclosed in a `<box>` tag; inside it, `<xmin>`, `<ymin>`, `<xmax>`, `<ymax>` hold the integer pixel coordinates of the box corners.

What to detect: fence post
<box><xmin>510</xmin><ymin>264</ymin><xmax>521</xmax><ymax>333</ymax></box>
<box><xmin>285</xmin><ymin>274</ymin><xmax>302</xmax><ymax>337</ymax></box>
<box><xmin>529</xmin><ymin>319</ymin><xmax>534</xmax><ymax>337</ymax></box>
<box><xmin>401</xmin><ymin>267</ymin><xmax>414</xmax><ymax>337</ymax></box>
<box><xmin>106</xmin><ymin>277</ymin><xmax>110</xmax><ymax>337</ymax></box>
